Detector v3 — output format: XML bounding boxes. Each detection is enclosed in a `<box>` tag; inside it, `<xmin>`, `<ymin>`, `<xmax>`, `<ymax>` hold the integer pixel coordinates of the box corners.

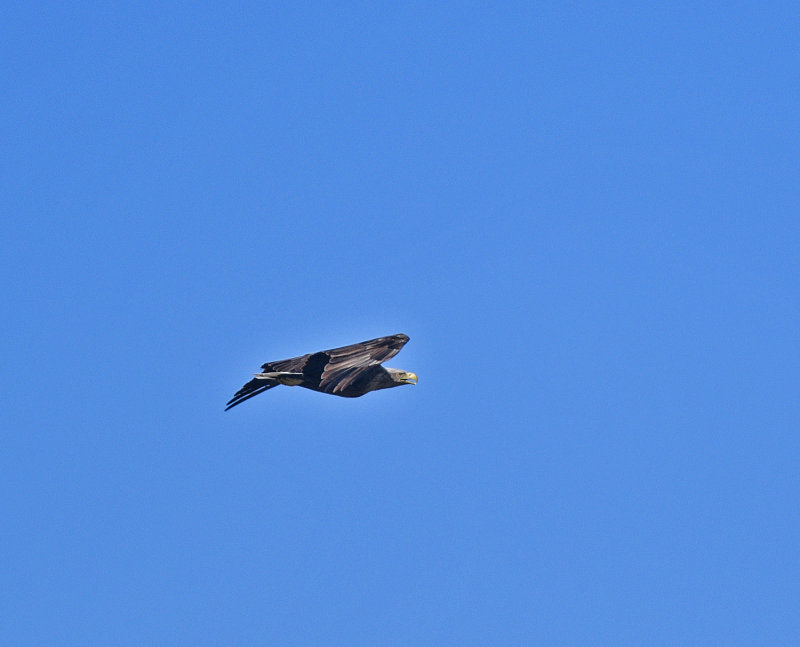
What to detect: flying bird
<box><xmin>225</xmin><ymin>333</ymin><xmax>417</xmax><ymax>410</ymax></box>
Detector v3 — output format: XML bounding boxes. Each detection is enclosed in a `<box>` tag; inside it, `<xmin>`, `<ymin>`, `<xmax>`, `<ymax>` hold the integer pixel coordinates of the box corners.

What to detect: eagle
<box><xmin>225</xmin><ymin>333</ymin><xmax>417</xmax><ymax>410</ymax></box>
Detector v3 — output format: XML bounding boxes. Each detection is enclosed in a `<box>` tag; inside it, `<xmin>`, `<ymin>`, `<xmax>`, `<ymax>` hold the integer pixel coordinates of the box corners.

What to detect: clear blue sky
<box><xmin>3</xmin><ymin>2</ymin><xmax>799</xmax><ymax>645</ymax></box>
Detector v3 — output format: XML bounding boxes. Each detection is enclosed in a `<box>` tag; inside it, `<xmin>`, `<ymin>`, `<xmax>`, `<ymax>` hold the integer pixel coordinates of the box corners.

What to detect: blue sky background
<box><xmin>2</xmin><ymin>2</ymin><xmax>799</xmax><ymax>645</ymax></box>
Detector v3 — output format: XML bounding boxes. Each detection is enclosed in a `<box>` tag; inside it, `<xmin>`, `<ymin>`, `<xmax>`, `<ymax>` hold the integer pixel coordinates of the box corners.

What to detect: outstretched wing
<box><xmin>224</xmin><ymin>378</ymin><xmax>281</xmax><ymax>410</ymax></box>
<box><xmin>225</xmin><ymin>334</ymin><xmax>409</xmax><ymax>409</ymax></box>
<box><xmin>317</xmin><ymin>334</ymin><xmax>409</xmax><ymax>394</ymax></box>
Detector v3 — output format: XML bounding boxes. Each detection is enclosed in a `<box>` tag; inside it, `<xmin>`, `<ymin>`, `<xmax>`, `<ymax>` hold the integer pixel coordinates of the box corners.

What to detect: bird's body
<box><xmin>225</xmin><ymin>334</ymin><xmax>416</xmax><ymax>410</ymax></box>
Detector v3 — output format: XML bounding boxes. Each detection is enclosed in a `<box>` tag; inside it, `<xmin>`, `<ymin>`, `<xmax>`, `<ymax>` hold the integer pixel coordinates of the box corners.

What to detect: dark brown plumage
<box><xmin>225</xmin><ymin>334</ymin><xmax>416</xmax><ymax>410</ymax></box>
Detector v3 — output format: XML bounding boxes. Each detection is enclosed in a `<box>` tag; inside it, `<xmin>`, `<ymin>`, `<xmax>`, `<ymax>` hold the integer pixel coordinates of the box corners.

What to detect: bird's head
<box><xmin>386</xmin><ymin>368</ymin><xmax>418</xmax><ymax>386</ymax></box>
